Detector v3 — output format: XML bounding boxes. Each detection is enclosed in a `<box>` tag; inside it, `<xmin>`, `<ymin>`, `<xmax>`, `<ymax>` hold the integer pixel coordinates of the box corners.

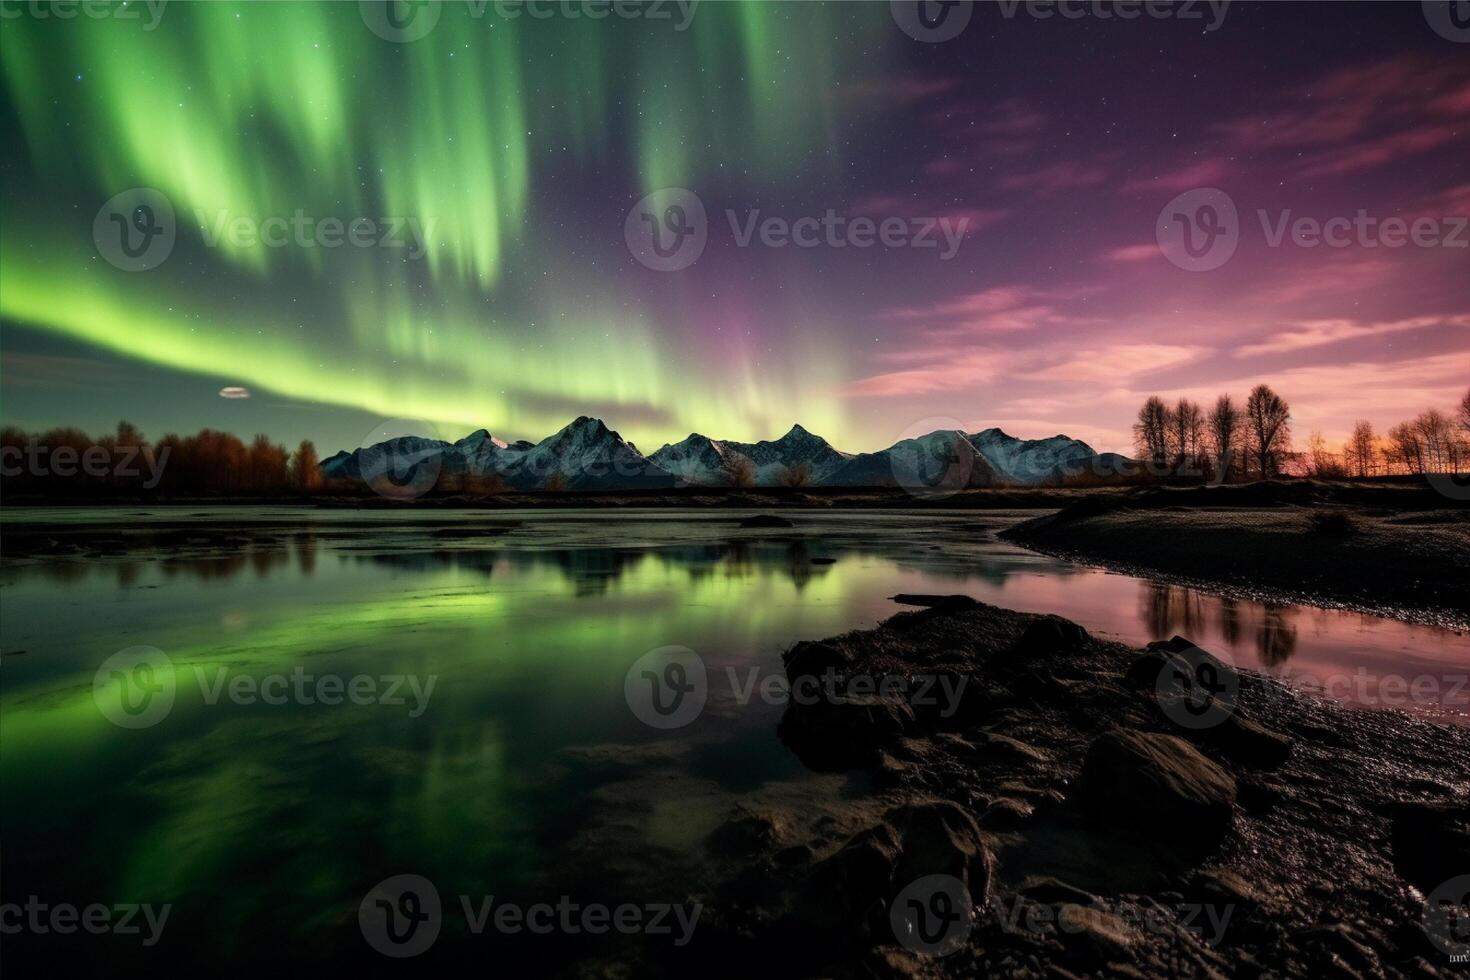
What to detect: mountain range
<box><xmin>320</xmin><ymin>416</ymin><xmax>1130</xmax><ymax>492</ymax></box>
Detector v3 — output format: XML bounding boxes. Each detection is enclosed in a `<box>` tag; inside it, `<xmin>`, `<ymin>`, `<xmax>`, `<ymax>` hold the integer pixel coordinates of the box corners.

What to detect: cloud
<box><xmin>998</xmin><ymin>160</ymin><xmax>1109</xmax><ymax>195</ymax></box>
<box><xmin>1234</xmin><ymin>315</ymin><xmax>1470</xmax><ymax>358</ymax></box>
<box><xmin>1021</xmin><ymin>345</ymin><xmax>1208</xmax><ymax>383</ymax></box>
<box><xmin>1210</xmin><ymin>55</ymin><xmax>1470</xmax><ymax>178</ymax></box>
<box><xmin>1102</xmin><ymin>244</ymin><xmax>1159</xmax><ymax>264</ymax></box>
<box><xmin>1123</xmin><ymin>158</ymin><xmax>1230</xmax><ymax>193</ymax></box>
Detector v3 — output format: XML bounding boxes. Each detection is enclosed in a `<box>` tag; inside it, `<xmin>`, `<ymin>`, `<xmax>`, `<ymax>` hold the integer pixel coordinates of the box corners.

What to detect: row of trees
<box><xmin>1308</xmin><ymin>390</ymin><xmax>1470</xmax><ymax>478</ymax></box>
<box><xmin>1134</xmin><ymin>384</ymin><xmax>1293</xmax><ymax>480</ymax></box>
<box><xmin>1135</xmin><ymin>386</ymin><xmax>1470</xmax><ymax>481</ymax></box>
<box><xmin>0</xmin><ymin>422</ymin><xmax>322</xmax><ymax>497</ymax></box>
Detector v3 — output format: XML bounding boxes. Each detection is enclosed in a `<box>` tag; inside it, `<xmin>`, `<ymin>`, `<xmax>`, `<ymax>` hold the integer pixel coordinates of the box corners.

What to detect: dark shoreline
<box><xmin>999</xmin><ymin>482</ymin><xmax>1470</xmax><ymax>630</ymax></box>
<box><xmin>691</xmin><ymin>597</ymin><xmax>1470</xmax><ymax>978</ymax></box>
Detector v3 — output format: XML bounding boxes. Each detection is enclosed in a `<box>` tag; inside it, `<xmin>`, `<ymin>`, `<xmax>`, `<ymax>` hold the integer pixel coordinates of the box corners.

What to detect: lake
<box><xmin>2</xmin><ymin>508</ymin><xmax>1465</xmax><ymax>970</ymax></box>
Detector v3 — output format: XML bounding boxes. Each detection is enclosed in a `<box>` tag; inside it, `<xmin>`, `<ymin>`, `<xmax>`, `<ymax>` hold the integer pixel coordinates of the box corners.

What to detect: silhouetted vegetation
<box><xmin>1</xmin><ymin>422</ymin><xmax>317</xmax><ymax>498</ymax></box>
<box><xmin>1133</xmin><ymin>385</ymin><xmax>1470</xmax><ymax>482</ymax></box>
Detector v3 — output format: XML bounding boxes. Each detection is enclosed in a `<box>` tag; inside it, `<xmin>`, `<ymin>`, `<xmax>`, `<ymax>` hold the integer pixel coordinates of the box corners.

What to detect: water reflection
<box><xmin>1140</xmin><ymin>583</ymin><xmax>1300</xmax><ymax>668</ymax></box>
<box><xmin>1</xmin><ymin>510</ymin><xmax>1466</xmax><ymax>974</ymax></box>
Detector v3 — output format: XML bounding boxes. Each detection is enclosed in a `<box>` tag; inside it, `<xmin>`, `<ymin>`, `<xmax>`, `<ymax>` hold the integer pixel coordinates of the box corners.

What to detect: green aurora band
<box><xmin>0</xmin><ymin>2</ymin><xmax>895</xmax><ymax>445</ymax></box>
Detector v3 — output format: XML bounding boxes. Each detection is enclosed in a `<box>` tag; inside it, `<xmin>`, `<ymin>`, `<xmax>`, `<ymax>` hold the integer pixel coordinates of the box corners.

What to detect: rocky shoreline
<box><xmin>690</xmin><ymin>598</ymin><xmax>1470</xmax><ymax>978</ymax></box>
<box><xmin>1000</xmin><ymin>482</ymin><xmax>1470</xmax><ymax>628</ymax></box>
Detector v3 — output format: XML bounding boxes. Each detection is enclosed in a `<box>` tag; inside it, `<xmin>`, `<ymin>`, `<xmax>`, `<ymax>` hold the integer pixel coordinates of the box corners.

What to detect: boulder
<box><xmin>886</xmin><ymin>800</ymin><xmax>994</xmax><ymax>903</ymax></box>
<box><xmin>1210</xmin><ymin>712</ymin><xmax>1293</xmax><ymax>768</ymax></box>
<box><xmin>1013</xmin><ymin>616</ymin><xmax>1090</xmax><ymax>654</ymax></box>
<box><xmin>778</xmin><ymin>692</ymin><xmax>918</xmax><ymax>770</ymax></box>
<box><xmin>782</xmin><ymin>640</ymin><xmax>852</xmax><ymax>682</ymax></box>
<box><xmin>1078</xmin><ymin>728</ymin><xmax>1238</xmax><ymax>850</ymax></box>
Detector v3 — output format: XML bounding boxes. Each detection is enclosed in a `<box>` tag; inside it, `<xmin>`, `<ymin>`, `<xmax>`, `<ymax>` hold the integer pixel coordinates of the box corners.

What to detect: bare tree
<box><xmin>1344</xmin><ymin>420</ymin><xmax>1376</xmax><ymax>478</ymax></box>
<box><xmin>1459</xmin><ymin>388</ymin><xmax>1470</xmax><ymax>436</ymax></box>
<box><xmin>1244</xmin><ymin>384</ymin><xmax>1291</xmax><ymax>478</ymax></box>
<box><xmin>1387</xmin><ymin>422</ymin><xmax>1425</xmax><ymax>474</ymax></box>
<box><xmin>1415</xmin><ymin>409</ymin><xmax>1457</xmax><ymax>473</ymax></box>
<box><xmin>722</xmin><ymin>455</ymin><xmax>756</xmax><ymax>489</ymax></box>
<box><xmin>777</xmin><ymin>462</ymin><xmax>812</xmax><ymax>488</ymax></box>
<box><xmin>290</xmin><ymin>440</ymin><xmax>322</xmax><ymax>491</ymax></box>
<box><xmin>1206</xmin><ymin>395</ymin><xmax>1241</xmax><ymax>482</ymax></box>
<box><xmin>1133</xmin><ymin>396</ymin><xmax>1171</xmax><ymax>474</ymax></box>
<box><xmin>1169</xmin><ymin>398</ymin><xmax>1205</xmax><ymax>476</ymax></box>
<box><xmin>1306</xmin><ymin>432</ymin><xmax>1344</xmax><ymax>478</ymax></box>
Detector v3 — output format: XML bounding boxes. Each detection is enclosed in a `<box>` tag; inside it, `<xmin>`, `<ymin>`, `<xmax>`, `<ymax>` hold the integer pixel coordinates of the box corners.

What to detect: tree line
<box><xmin>1134</xmin><ymin>385</ymin><xmax>1470</xmax><ymax>481</ymax></box>
<box><xmin>1</xmin><ymin>422</ymin><xmax>321</xmax><ymax>497</ymax></box>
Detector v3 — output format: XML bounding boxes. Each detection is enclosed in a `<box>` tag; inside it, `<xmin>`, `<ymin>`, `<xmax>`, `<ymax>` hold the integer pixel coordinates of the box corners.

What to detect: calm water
<box><xmin>2</xmin><ymin>508</ymin><xmax>1466</xmax><ymax>970</ymax></box>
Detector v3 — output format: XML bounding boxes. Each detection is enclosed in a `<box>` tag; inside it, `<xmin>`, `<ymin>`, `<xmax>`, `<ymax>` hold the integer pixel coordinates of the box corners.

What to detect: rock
<box><xmin>1128</xmin><ymin>637</ymin><xmax>1237</xmax><ymax>692</ymax></box>
<box><xmin>1147</xmin><ymin>635</ymin><xmax>1200</xmax><ymax>655</ymax></box>
<box><xmin>1058</xmin><ymin>903</ymin><xmax>1136</xmax><ymax>957</ymax></box>
<box><xmin>1191</xmin><ymin>868</ymin><xmax>1272</xmax><ymax>910</ymax></box>
<box><xmin>1078</xmin><ymin>728</ymin><xmax>1238</xmax><ymax>850</ymax></box>
<box><xmin>886</xmin><ymin>799</ymin><xmax>994</xmax><ymax>902</ymax></box>
<box><xmin>778</xmin><ymin>692</ymin><xmax>918</xmax><ymax>770</ymax></box>
<box><xmin>979</xmin><ymin>732</ymin><xmax>1051</xmax><ymax>765</ymax></box>
<box><xmin>1391</xmin><ymin>800</ymin><xmax>1470</xmax><ymax>892</ymax></box>
<box><xmin>1124</xmin><ymin>650</ymin><xmax>1176</xmax><ymax>688</ymax></box>
<box><xmin>782</xmin><ymin>640</ymin><xmax>852</xmax><ymax>682</ymax></box>
<box><xmin>707</xmin><ymin>810</ymin><xmax>787</xmax><ymax>857</ymax></box>
<box><xmin>979</xmin><ymin>796</ymin><xmax>1034</xmax><ymax>828</ymax></box>
<box><xmin>891</xmin><ymin>594</ymin><xmax>980</xmax><ymax>612</ymax></box>
<box><xmin>739</xmin><ymin>514</ymin><xmax>794</xmax><ymax>528</ymax></box>
<box><xmin>797</xmin><ymin>824</ymin><xmax>901</xmax><ymax>940</ymax></box>
<box><xmin>1020</xmin><ymin>875</ymin><xmax>1098</xmax><ymax>906</ymax></box>
<box><xmin>1210</xmin><ymin>712</ymin><xmax>1293</xmax><ymax>768</ymax></box>
<box><xmin>1013</xmin><ymin>616</ymin><xmax>1090</xmax><ymax>653</ymax></box>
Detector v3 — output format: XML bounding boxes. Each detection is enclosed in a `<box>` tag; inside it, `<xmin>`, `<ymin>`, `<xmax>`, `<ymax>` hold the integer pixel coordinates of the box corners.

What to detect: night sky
<box><xmin>1</xmin><ymin>1</ymin><xmax>1466</xmax><ymax>456</ymax></box>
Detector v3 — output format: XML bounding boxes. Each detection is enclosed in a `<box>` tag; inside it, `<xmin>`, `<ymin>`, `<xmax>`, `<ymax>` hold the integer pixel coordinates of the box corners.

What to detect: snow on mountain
<box><xmin>726</xmin><ymin>425</ymin><xmax>853</xmax><ymax>485</ymax></box>
<box><xmin>498</xmin><ymin>417</ymin><xmax>674</xmax><ymax>490</ymax></box>
<box><xmin>322</xmin><ymin>418</ymin><xmax>1130</xmax><ymax>492</ymax></box>
<box><xmin>966</xmin><ymin>427</ymin><xmax>1131</xmax><ymax>485</ymax></box>
<box><xmin>647</xmin><ymin>433</ymin><xmax>741</xmax><ymax>486</ymax></box>
<box><xmin>823</xmin><ymin>430</ymin><xmax>1004</xmax><ymax>490</ymax></box>
<box><xmin>319</xmin><ymin>435</ymin><xmax>453</xmax><ymax>482</ymax></box>
<box><xmin>649</xmin><ymin>424</ymin><xmax>852</xmax><ymax>487</ymax></box>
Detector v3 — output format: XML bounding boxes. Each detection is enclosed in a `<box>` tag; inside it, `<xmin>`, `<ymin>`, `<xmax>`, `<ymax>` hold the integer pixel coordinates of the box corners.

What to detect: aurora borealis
<box><xmin>1</xmin><ymin>1</ymin><xmax>1467</xmax><ymax>454</ymax></box>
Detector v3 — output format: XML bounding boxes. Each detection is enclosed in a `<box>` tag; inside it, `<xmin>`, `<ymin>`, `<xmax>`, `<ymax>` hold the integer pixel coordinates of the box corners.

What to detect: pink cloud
<box><xmin>998</xmin><ymin>161</ymin><xmax>1109</xmax><ymax>195</ymax></box>
<box><xmin>1022</xmin><ymin>345</ymin><xmax>1208</xmax><ymax>383</ymax></box>
<box><xmin>1123</xmin><ymin>158</ymin><xmax>1230</xmax><ymax>194</ymax></box>
<box><xmin>1103</xmin><ymin>244</ymin><xmax>1159</xmax><ymax>264</ymax></box>
<box><xmin>1234</xmin><ymin>315</ymin><xmax>1470</xmax><ymax>358</ymax></box>
<box><xmin>1210</xmin><ymin>55</ymin><xmax>1470</xmax><ymax>177</ymax></box>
